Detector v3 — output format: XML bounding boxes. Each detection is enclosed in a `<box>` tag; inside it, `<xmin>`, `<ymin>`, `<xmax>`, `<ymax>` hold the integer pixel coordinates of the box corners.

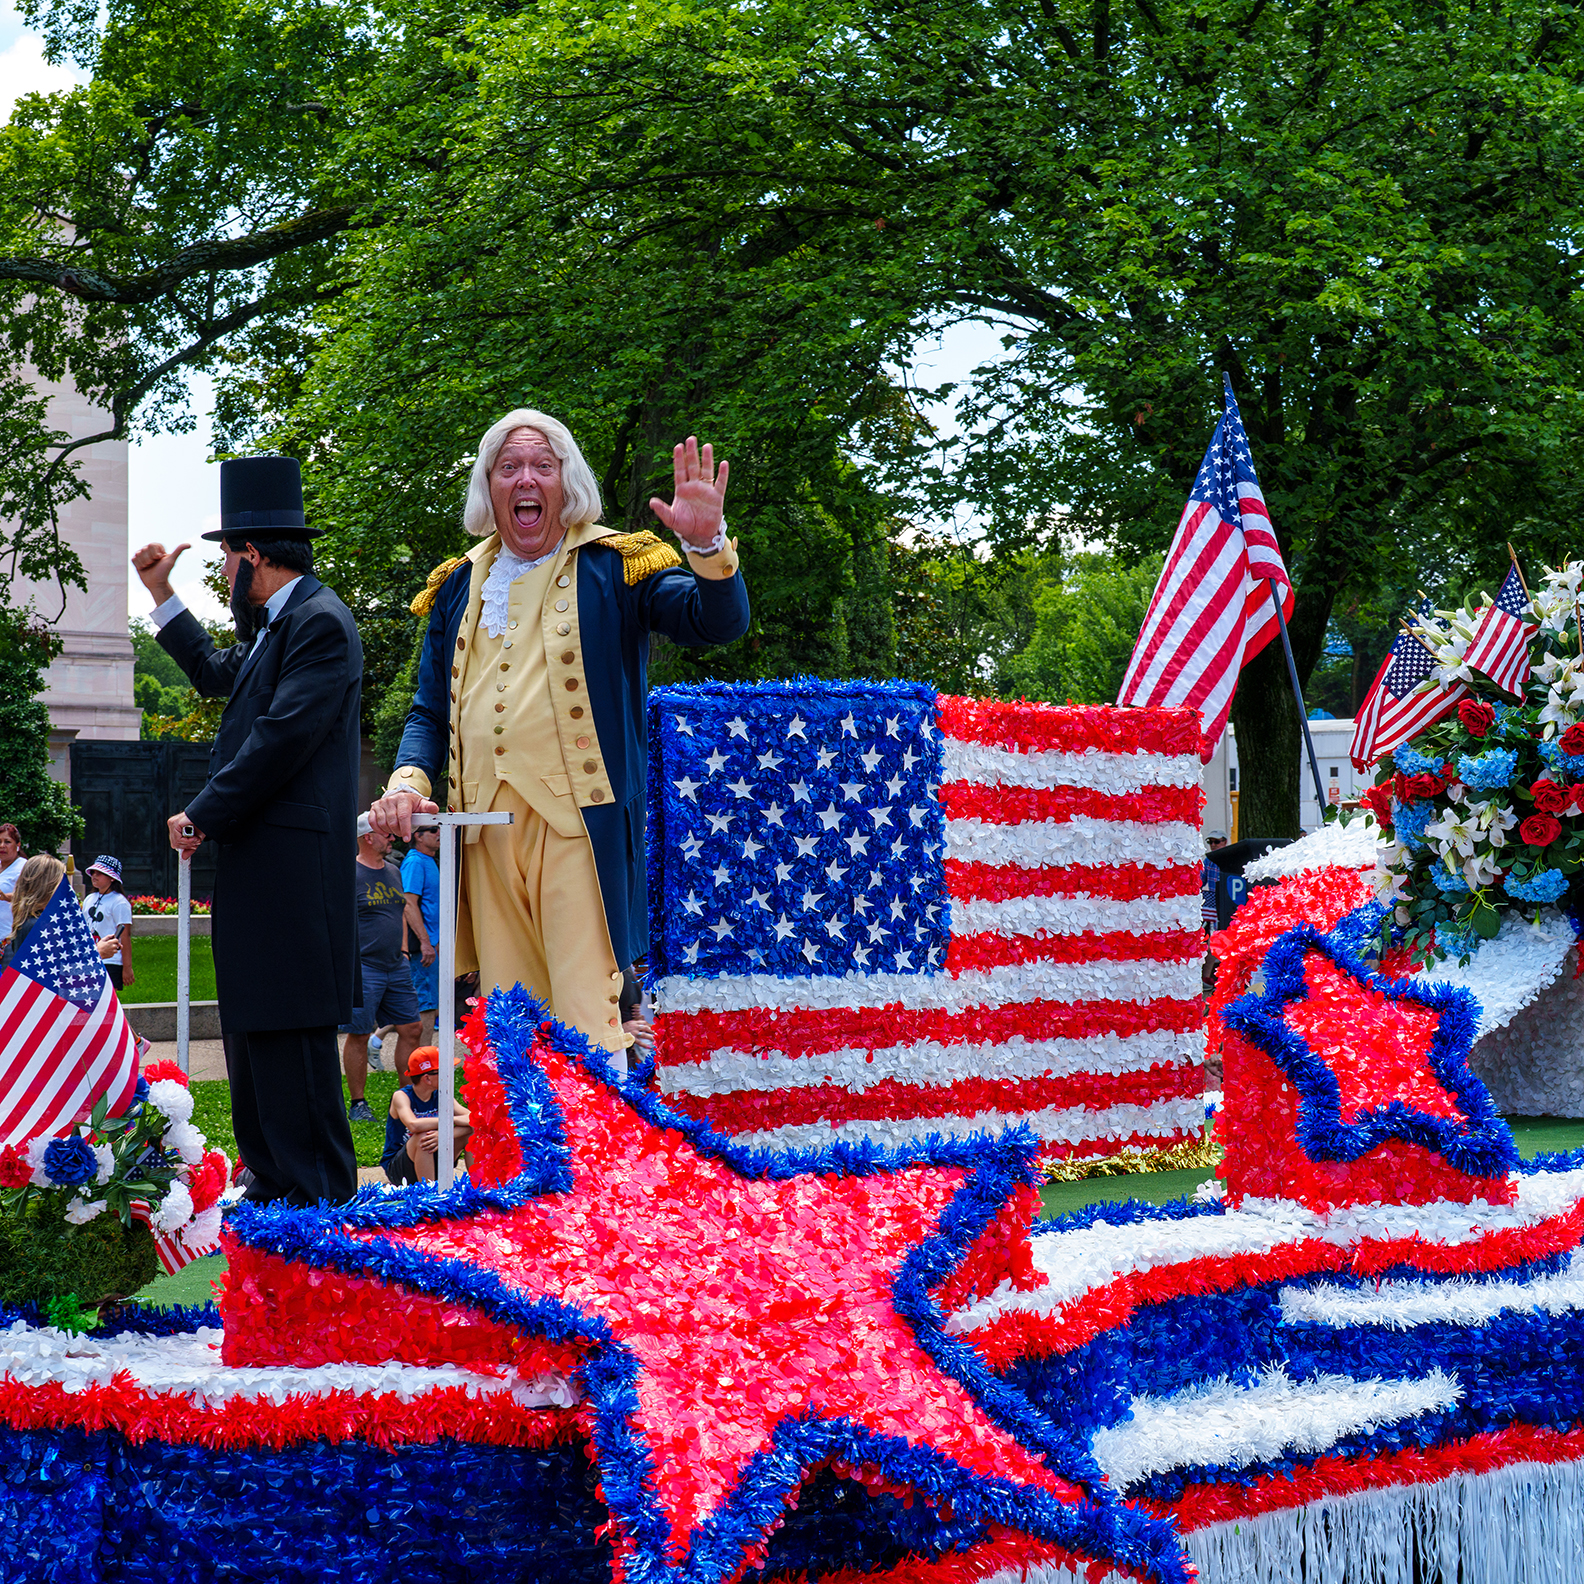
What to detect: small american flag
<box><xmin>0</xmin><ymin>878</ymin><xmax>138</xmax><ymax>1147</ymax></box>
<box><xmin>1117</xmin><ymin>374</ymin><xmax>1293</xmax><ymax>761</ymax></box>
<box><xmin>129</xmin><ymin>1199</ymin><xmax>209</xmax><ymax>1276</ymax></box>
<box><xmin>1464</xmin><ymin>565</ymin><xmax>1535</xmax><ymax>698</ymax></box>
<box><xmin>647</xmin><ymin>684</ymin><xmax>1205</xmax><ymax>1160</ymax></box>
<box><xmin>1349</xmin><ymin>604</ymin><xmax>1465</xmax><ymax>772</ymax></box>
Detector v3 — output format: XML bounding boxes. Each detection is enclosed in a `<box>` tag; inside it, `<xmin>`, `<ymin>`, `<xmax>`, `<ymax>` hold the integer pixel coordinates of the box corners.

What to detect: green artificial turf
<box><xmin>135</xmin><ymin>1251</ymin><xmax>225</xmax><ymax>1311</ymax></box>
<box><xmin>118</xmin><ymin>934</ymin><xmax>217</xmax><ymax>1003</ymax></box>
<box><xmin>1507</xmin><ymin>1115</ymin><xmax>1584</xmax><ymax>1161</ymax></box>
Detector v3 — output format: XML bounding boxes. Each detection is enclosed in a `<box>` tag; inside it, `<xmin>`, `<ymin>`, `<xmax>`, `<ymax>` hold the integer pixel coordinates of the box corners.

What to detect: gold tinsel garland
<box><xmin>1042</xmin><ymin>1135</ymin><xmax>1224</xmax><ymax>1183</ymax></box>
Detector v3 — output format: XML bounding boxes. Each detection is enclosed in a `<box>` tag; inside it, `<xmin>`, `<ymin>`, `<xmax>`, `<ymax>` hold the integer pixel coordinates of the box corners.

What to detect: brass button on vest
<box><xmin>495</xmin><ymin>702</ymin><xmax>505</xmax><ymax>713</ymax></box>
<box><xmin>494</xmin><ymin>744</ymin><xmax>506</xmax><ymax>755</ymax></box>
<box><xmin>591</xmin><ymin>788</ymin><xmax>605</xmax><ymax>802</ymax></box>
<box><xmin>556</xmin><ymin>623</ymin><xmax>570</xmax><ymax>635</ymax></box>
<box><xmin>508</xmin><ymin>620</ymin><xmax>518</xmax><ymax>630</ymax></box>
<box><xmin>570</xmin><ymin>705</ymin><xmax>584</xmax><ymax>718</ymax></box>
<box><xmin>457</xmin><ymin>636</ymin><xmax>465</xmax><ymax>650</ymax></box>
<box><xmin>494</xmin><ymin>725</ymin><xmax>505</xmax><ymax>735</ymax></box>
<box><xmin>557</xmin><ymin>575</ymin><xmax>570</xmax><ymax>588</ymax></box>
<box><xmin>565</xmin><ymin>678</ymin><xmax>579</xmax><ymax>691</ymax></box>
<box><xmin>503</xmin><ymin>641</ymin><xmax>513</xmax><ymax>650</ymax></box>
<box><xmin>554</xmin><ymin>600</ymin><xmax>568</xmax><ymax>612</ymax></box>
<box><xmin>583</xmin><ymin>758</ymin><xmax>598</xmax><ymax>773</ymax></box>
<box><xmin>561</xmin><ymin>650</ymin><xmax>575</xmax><ymax>664</ymax></box>
<box><xmin>499</xmin><ymin>661</ymin><xmax>510</xmax><ymax>671</ymax></box>
<box><xmin>451</xmin><ymin>665</ymin><xmax>459</xmax><ymax>678</ymax></box>
<box><xmin>496</xmin><ymin>682</ymin><xmax>506</xmax><ymax>693</ymax></box>
<box><xmin>608</xmin><ymin>992</ymin><xmax>620</xmax><ymax>1004</ymax></box>
<box><xmin>576</xmin><ymin>735</ymin><xmax>590</xmax><ymax>749</ymax></box>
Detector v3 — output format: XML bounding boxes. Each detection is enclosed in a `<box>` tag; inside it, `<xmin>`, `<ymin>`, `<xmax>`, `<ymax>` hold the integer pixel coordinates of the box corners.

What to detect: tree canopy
<box><xmin>7</xmin><ymin>0</ymin><xmax>1584</xmax><ymax>825</ymax></box>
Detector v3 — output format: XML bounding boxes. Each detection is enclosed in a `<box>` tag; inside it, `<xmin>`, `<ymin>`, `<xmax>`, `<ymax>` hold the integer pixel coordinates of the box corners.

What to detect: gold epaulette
<box><xmin>409</xmin><ymin>555</ymin><xmax>469</xmax><ymax>617</ymax></box>
<box><xmin>598</xmin><ymin>530</ymin><xmax>683</xmax><ymax>586</ymax></box>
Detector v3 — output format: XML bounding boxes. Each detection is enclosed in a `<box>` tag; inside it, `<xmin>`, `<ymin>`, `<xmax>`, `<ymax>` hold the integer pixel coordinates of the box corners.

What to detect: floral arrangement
<box><xmin>0</xmin><ymin>1060</ymin><xmax>228</xmax><ymax>1297</ymax></box>
<box><xmin>128</xmin><ymin>894</ymin><xmax>211</xmax><ymax>915</ymax></box>
<box><xmin>1369</xmin><ymin>561</ymin><xmax>1584</xmax><ymax>964</ymax></box>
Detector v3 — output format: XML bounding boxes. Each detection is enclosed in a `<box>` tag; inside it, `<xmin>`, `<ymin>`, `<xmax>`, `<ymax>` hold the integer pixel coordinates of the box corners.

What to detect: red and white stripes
<box><xmin>652</xmin><ymin>700</ymin><xmax>1207</xmax><ymax>1160</ymax></box>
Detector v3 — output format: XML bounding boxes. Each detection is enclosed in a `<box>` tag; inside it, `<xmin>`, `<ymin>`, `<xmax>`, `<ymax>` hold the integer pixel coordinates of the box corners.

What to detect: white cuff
<box><xmin>150</xmin><ymin>593</ymin><xmax>187</xmax><ymax>629</ymax></box>
<box><xmin>687</xmin><ymin>516</ymin><xmax>730</xmax><ymax>558</ymax></box>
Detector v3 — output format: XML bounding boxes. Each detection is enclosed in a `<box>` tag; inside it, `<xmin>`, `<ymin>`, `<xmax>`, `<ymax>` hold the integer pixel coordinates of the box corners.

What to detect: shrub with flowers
<box><xmin>128</xmin><ymin>894</ymin><xmax>211</xmax><ymax>915</ymax></box>
<box><xmin>0</xmin><ymin>1059</ymin><xmax>228</xmax><ymax>1305</ymax></box>
<box><xmin>1372</xmin><ymin>560</ymin><xmax>1584</xmax><ymax>965</ymax></box>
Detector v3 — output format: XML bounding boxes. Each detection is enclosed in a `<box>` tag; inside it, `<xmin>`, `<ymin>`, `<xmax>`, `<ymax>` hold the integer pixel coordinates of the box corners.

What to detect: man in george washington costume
<box><xmin>369</xmin><ymin>412</ymin><xmax>749</xmax><ymax>1056</ymax></box>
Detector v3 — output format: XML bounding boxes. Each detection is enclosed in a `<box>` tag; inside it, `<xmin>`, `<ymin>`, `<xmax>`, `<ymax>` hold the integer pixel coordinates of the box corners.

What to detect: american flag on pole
<box><xmin>1348</xmin><ymin>604</ymin><xmax>1466</xmax><ymax>772</ymax></box>
<box><xmin>1117</xmin><ymin>374</ymin><xmax>1293</xmax><ymax>761</ymax></box>
<box><xmin>646</xmin><ymin>682</ymin><xmax>1205</xmax><ymax>1160</ymax></box>
<box><xmin>1464</xmin><ymin>565</ymin><xmax>1536</xmax><ymax>699</ymax></box>
<box><xmin>0</xmin><ymin>877</ymin><xmax>138</xmax><ymax>1147</ymax></box>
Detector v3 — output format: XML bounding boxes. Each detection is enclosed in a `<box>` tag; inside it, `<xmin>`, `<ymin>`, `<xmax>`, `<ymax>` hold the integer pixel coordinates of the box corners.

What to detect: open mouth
<box><xmin>513</xmin><ymin>496</ymin><xmax>543</xmax><ymax>530</ymax></box>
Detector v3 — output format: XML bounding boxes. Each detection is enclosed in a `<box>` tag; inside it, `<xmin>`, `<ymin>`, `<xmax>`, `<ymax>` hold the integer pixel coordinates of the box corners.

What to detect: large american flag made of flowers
<box><xmin>646</xmin><ymin>681</ymin><xmax>1206</xmax><ymax>1157</ymax></box>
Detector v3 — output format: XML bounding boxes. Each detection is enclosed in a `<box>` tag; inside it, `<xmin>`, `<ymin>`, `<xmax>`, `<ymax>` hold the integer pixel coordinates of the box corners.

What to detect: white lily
<box><xmin>1425</xmin><ymin>809</ymin><xmax>1478</xmax><ymax>858</ymax></box>
<box><xmin>1462</xmin><ymin>851</ymin><xmax>1501</xmax><ymax>889</ymax></box>
<box><xmin>1374</xmin><ymin>863</ymin><xmax>1409</xmax><ymax>902</ymax></box>
<box><xmin>1538</xmin><ymin>688</ymin><xmax>1578</xmax><ymax>734</ymax></box>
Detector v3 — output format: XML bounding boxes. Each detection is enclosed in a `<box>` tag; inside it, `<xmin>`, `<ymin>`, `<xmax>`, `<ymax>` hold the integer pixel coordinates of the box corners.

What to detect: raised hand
<box><xmin>131</xmin><ymin>542</ymin><xmax>191</xmax><ymax>605</ymax></box>
<box><xmin>649</xmin><ymin>436</ymin><xmax>729</xmax><ymax>550</ymax></box>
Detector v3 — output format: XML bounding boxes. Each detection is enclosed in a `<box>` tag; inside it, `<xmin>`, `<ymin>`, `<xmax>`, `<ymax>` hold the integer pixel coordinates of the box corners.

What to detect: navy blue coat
<box><xmin>393</xmin><ymin>540</ymin><xmax>749</xmax><ymax>965</ymax></box>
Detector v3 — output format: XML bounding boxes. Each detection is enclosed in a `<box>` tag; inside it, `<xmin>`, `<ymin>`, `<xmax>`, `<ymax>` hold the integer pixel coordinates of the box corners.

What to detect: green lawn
<box><xmin>191</xmin><ymin>1069</ymin><xmax>414</xmax><ymax>1168</ymax></box>
<box><xmin>119</xmin><ymin>934</ymin><xmax>218</xmax><ymax>1003</ymax></box>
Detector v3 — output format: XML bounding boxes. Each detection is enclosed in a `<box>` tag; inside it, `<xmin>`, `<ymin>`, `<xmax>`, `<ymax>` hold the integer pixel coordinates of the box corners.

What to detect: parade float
<box><xmin>3</xmin><ymin>681</ymin><xmax>1584</xmax><ymax>1583</ymax></box>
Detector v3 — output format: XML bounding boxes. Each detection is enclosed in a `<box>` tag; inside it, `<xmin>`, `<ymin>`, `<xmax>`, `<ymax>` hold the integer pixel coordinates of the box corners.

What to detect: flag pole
<box><xmin>176</xmin><ymin>853</ymin><xmax>191</xmax><ymax>1077</ymax></box>
<box><xmin>1270</xmin><ymin>581</ymin><xmax>1329</xmax><ymax>815</ymax></box>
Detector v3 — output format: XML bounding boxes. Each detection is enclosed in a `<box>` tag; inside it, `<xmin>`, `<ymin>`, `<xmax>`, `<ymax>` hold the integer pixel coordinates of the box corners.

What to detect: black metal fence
<box><xmin>69</xmin><ymin>741</ymin><xmax>219</xmax><ymax>900</ymax></box>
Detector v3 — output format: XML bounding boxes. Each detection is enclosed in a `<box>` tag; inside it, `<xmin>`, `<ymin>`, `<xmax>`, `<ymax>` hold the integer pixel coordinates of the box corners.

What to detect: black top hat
<box><xmin>202</xmin><ymin>456</ymin><xmax>321</xmax><ymax>541</ymax></box>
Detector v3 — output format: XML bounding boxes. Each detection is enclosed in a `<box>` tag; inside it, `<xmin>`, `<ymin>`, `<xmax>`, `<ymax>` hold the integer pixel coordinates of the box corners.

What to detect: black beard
<box><xmin>230</xmin><ymin>558</ymin><xmax>266</xmax><ymax>646</ymax></box>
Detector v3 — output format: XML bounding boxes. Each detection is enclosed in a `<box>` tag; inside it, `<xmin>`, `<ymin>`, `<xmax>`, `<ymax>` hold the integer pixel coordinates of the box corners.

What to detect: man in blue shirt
<box><xmin>401</xmin><ymin>821</ymin><xmax>442</xmax><ymax>1045</ymax></box>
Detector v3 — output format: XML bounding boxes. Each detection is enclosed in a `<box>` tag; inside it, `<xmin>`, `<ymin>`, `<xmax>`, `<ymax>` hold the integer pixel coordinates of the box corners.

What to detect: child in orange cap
<box><xmin>382</xmin><ymin>1045</ymin><xmax>473</xmax><ymax>1184</ymax></box>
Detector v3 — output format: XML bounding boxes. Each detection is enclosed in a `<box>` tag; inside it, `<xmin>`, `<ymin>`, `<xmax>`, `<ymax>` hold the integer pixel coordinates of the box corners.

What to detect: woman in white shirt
<box><xmin>0</xmin><ymin>824</ymin><xmax>24</xmax><ymax>940</ymax></box>
<box><xmin>83</xmin><ymin>855</ymin><xmax>135</xmax><ymax>991</ymax></box>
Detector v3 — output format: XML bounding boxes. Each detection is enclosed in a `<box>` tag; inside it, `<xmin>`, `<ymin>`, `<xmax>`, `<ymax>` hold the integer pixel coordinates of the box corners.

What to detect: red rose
<box><xmin>1361</xmin><ymin>784</ymin><xmax>1395</xmax><ymax>826</ymax></box>
<box><xmin>1531</xmin><ymin>779</ymin><xmax>1571</xmax><ymax>814</ymax></box>
<box><xmin>1561</xmin><ymin>722</ymin><xmax>1584</xmax><ymax>756</ymax></box>
<box><xmin>0</xmin><ymin>1146</ymin><xmax>30</xmax><ymax>1189</ymax></box>
<box><xmin>1458</xmin><ymin>700</ymin><xmax>1495</xmax><ymax>737</ymax></box>
<box><xmin>1521</xmin><ymin>813</ymin><xmax>1562</xmax><ymax>846</ymax></box>
<box><xmin>1406</xmin><ymin>773</ymin><xmax>1445</xmax><ymax>800</ymax></box>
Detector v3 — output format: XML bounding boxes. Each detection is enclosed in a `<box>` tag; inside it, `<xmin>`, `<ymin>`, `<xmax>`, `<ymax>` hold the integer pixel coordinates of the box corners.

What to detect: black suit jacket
<box><xmin>158</xmin><ymin>575</ymin><xmax>362</xmax><ymax>1033</ymax></box>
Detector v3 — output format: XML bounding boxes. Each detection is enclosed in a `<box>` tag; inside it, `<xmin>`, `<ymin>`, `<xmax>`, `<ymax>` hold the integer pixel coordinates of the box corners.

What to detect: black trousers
<box><xmin>224</xmin><ymin>1025</ymin><xmax>358</xmax><ymax>1205</ymax></box>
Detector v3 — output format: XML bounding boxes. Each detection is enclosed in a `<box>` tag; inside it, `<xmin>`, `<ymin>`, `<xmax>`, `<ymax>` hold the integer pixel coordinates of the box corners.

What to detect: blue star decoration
<box><xmin>1220</xmin><ymin>918</ymin><xmax>1519</xmax><ymax>1202</ymax></box>
<box><xmin>219</xmin><ymin>984</ymin><xmax>1192</xmax><ymax>1584</ymax></box>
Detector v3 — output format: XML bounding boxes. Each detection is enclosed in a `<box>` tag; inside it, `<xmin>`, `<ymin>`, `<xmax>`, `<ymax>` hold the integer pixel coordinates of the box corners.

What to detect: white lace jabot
<box><xmin>480</xmin><ymin>539</ymin><xmax>564</xmax><ymax>638</ymax></box>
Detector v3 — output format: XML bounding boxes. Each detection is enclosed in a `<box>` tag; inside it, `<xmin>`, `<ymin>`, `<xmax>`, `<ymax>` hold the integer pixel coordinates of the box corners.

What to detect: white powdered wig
<box><xmin>462</xmin><ymin>409</ymin><xmax>603</xmax><ymax>537</ymax></box>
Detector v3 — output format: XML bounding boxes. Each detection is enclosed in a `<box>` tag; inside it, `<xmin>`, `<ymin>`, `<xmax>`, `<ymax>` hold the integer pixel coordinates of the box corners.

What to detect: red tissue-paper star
<box><xmin>1220</xmin><ymin>924</ymin><xmax>1519</xmax><ymax>1210</ymax></box>
<box><xmin>219</xmin><ymin>987</ymin><xmax>1181</xmax><ymax>1583</ymax></box>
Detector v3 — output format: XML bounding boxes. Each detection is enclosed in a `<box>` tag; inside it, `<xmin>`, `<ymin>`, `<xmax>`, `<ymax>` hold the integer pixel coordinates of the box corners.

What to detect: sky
<box><xmin>2</xmin><ymin>3</ymin><xmax>1020</xmax><ymax>626</ymax></box>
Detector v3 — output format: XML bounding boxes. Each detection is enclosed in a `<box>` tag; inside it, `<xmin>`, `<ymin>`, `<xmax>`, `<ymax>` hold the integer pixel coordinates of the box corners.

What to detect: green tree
<box><xmin>1007</xmin><ymin>553</ymin><xmax>1164</xmax><ymax>706</ymax></box>
<box><xmin>0</xmin><ymin>608</ymin><xmax>82</xmax><ymax>854</ymax></box>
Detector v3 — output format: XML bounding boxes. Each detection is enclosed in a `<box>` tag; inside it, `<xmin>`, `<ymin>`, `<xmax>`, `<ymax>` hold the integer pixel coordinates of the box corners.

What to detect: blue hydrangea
<box><xmin>1392</xmin><ymin>800</ymin><xmax>1434</xmax><ymax>851</ymax></box>
<box><xmin>1393</xmin><ymin>746</ymin><xmax>1444</xmax><ymax>777</ymax></box>
<box><xmin>1428</xmin><ymin>861</ymin><xmax>1469</xmax><ymax>894</ymax></box>
<box><xmin>1538</xmin><ymin>740</ymin><xmax>1584</xmax><ymax>777</ymax></box>
<box><xmin>1505</xmin><ymin>868</ymin><xmax>1570</xmax><ymax>904</ymax></box>
<box><xmin>42</xmin><ymin>1135</ymin><xmax>96</xmax><ymax>1189</ymax></box>
<box><xmin>1435</xmin><ymin>921</ymin><xmax>1480</xmax><ymax>958</ymax></box>
<box><xmin>1456</xmin><ymin>748</ymin><xmax>1519</xmax><ymax>791</ymax></box>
